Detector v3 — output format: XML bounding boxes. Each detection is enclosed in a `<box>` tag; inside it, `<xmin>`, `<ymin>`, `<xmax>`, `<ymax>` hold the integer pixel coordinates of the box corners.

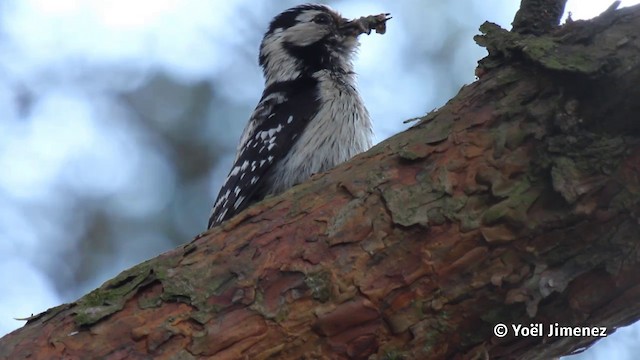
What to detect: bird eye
<box><xmin>313</xmin><ymin>14</ymin><xmax>332</xmax><ymax>24</ymax></box>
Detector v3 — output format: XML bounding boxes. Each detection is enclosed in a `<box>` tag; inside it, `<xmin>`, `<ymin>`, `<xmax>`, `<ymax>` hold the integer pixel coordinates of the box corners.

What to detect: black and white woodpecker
<box><xmin>208</xmin><ymin>4</ymin><xmax>390</xmax><ymax>228</ymax></box>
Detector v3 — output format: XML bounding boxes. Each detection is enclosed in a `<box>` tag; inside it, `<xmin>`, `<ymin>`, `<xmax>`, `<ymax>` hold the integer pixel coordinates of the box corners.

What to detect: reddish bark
<box><xmin>2</xmin><ymin>4</ymin><xmax>640</xmax><ymax>360</ymax></box>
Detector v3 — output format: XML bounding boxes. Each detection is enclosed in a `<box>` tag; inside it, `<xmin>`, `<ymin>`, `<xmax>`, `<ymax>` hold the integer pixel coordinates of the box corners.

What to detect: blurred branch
<box><xmin>3</xmin><ymin>4</ymin><xmax>640</xmax><ymax>360</ymax></box>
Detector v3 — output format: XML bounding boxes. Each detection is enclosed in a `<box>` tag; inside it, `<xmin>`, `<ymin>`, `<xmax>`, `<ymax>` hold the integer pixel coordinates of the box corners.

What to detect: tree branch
<box><xmin>2</xmin><ymin>4</ymin><xmax>640</xmax><ymax>360</ymax></box>
<box><xmin>512</xmin><ymin>0</ymin><xmax>568</xmax><ymax>34</ymax></box>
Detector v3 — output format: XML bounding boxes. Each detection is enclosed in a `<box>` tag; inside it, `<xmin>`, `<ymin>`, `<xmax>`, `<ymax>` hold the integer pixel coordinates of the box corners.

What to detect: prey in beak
<box><xmin>339</xmin><ymin>13</ymin><xmax>392</xmax><ymax>37</ymax></box>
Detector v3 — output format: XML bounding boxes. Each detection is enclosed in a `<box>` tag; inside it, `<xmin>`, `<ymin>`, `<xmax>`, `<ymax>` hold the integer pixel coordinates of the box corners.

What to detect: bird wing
<box><xmin>208</xmin><ymin>77</ymin><xmax>319</xmax><ymax>228</ymax></box>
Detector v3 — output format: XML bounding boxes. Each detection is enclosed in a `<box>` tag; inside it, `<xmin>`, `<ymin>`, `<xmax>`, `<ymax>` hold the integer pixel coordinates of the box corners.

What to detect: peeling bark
<box><xmin>2</xmin><ymin>4</ymin><xmax>640</xmax><ymax>360</ymax></box>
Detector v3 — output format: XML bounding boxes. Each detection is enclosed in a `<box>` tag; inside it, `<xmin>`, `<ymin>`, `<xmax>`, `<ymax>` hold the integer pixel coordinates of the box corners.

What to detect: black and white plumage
<box><xmin>208</xmin><ymin>4</ymin><xmax>389</xmax><ymax>228</ymax></box>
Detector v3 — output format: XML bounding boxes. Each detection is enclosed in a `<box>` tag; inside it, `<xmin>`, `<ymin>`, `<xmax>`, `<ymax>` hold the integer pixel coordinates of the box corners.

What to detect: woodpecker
<box><xmin>208</xmin><ymin>4</ymin><xmax>390</xmax><ymax>228</ymax></box>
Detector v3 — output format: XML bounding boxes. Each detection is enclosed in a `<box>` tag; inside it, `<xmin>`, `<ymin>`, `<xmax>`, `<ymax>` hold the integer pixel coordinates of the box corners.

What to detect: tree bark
<box><xmin>3</xmin><ymin>4</ymin><xmax>640</xmax><ymax>360</ymax></box>
<box><xmin>512</xmin><ymin>0</ymin><xmax>567</xmax><ymax>34</ymax></box>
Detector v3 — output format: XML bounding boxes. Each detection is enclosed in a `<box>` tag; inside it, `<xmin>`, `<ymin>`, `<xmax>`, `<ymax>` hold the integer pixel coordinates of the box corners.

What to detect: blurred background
<box><xmin>0</xmin><ymin>0</ymin><xmax>638</xmax><ymax>358</ymax></box>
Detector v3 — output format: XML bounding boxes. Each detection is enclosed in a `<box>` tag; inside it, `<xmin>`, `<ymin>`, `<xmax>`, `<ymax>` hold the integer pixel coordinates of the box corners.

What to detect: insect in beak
<box><xmin>339</xmin><ymin>13</ymin><xmax>392</xmax><ymax>36</ymax></box>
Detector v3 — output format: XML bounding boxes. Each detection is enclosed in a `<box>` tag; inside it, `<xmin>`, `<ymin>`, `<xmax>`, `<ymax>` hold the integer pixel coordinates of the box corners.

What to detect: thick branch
<box><xmin>2</xmin><ymin>4</ymin><xmax>640</xmax><ymax>360</ymax></box>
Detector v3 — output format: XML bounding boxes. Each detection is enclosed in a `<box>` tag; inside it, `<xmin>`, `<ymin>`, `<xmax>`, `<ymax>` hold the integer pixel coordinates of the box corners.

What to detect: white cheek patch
<box><xmin>284</xmin><ymin>22</ymin><xmax>330</xmax><ymax>46</ymax></box>
<box><xmin>260</xmin><ymin>30</ymin><xmax>303</xmax><ymax>85</ymax></box>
